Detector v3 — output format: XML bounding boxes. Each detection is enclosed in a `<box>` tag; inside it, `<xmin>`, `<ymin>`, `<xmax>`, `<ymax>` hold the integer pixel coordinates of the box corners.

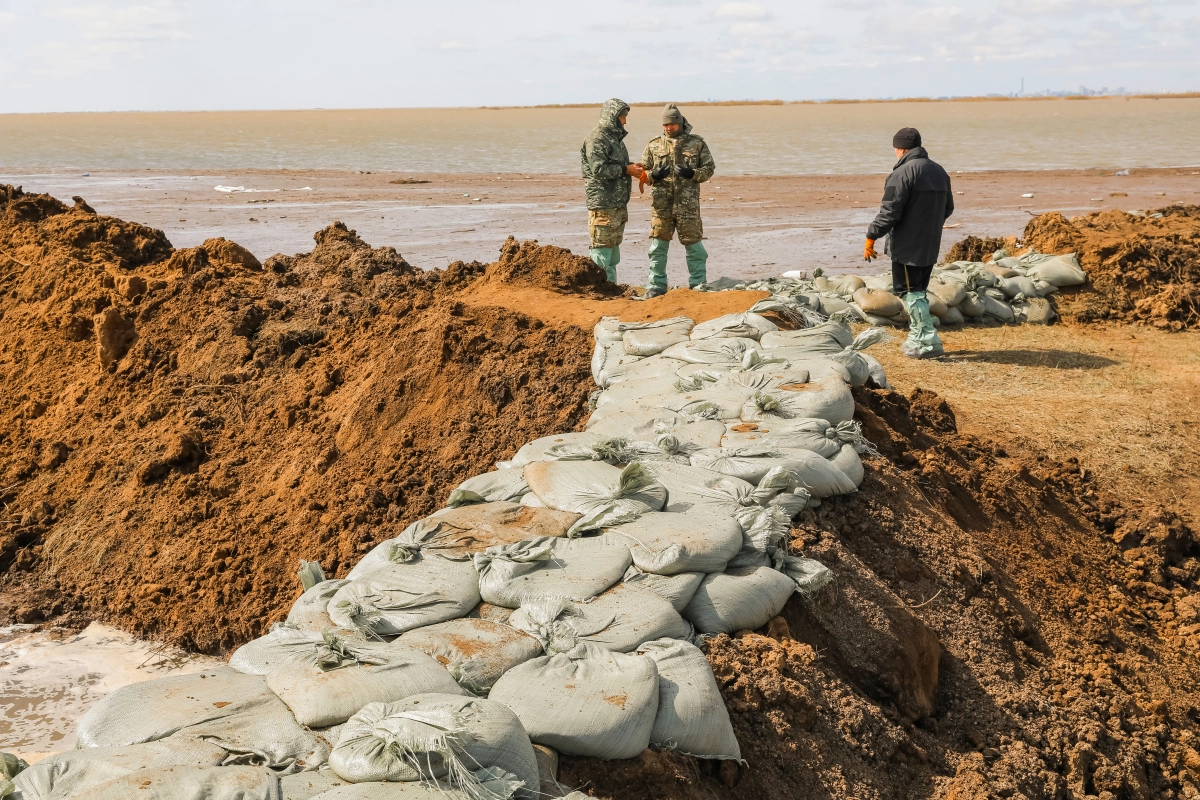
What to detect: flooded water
<box><xmin>2</xmin><ymin>99</ymin><xmax>1199</xmax><ymax>175</ymax></box>
<box><xmin>0</xmin><ymin>623</ymin><xmax>221</xmax><ymax>760</ymax></box>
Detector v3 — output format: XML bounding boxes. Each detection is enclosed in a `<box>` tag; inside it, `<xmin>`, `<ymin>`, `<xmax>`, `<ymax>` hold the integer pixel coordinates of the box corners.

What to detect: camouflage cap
<box><xmin>662</xmin><ymin>104</ymin><xmax>684</xmax><ymax>125</ymax></box>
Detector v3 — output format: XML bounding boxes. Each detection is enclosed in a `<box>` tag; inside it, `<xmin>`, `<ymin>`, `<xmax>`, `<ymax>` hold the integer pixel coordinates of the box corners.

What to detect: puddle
<box><xmin>0</xmin><ymin>622</ymin><xmax>222</xmax><ymax>760</ymax></box>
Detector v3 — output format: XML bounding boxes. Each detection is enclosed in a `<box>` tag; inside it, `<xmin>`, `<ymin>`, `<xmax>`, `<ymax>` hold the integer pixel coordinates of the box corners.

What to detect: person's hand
<box><xmin>625</xmin><ymin>164</ymin><xmax>645</xmax><ymax>178</ymax></box>
<box><xmin>675</xmin><ymin>165</ymin><xmax>695</xmax><ymax>180</ymax></box>
<box><xmin>864</xmin><ymin>238</ymin><xmax>879</xmax><ymax>261</ymax></box>
<box><xmin>650</xmin><ymin>165</ymin><xmax>671</xmax><ymax>181</ymax></box>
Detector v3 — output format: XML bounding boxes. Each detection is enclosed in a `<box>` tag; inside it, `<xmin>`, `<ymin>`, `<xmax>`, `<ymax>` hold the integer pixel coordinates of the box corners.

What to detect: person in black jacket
<box><xmin>864</xmin><ymin>127</ymin><xmax>954</xmax><ymax>358</ymax></box>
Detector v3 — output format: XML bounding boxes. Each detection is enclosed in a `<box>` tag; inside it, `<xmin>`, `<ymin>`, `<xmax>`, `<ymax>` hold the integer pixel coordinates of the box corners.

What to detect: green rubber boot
<box><xmin>589</xmin><ymin>246</ymin><xmax>620</xmax><ymax>283</ymax></box>
<box><xmin>646</xmin><ymin>238</ymin><xmax>670</xmax><ymax>296</ymax></box>
<box><xmin>684</xmin><ymin>241</ymin><xmax>708</xmax><ymax>288</ymax></box>
<box><xmin>901</xmin><ymin>291</ymin><xmax>944</xmax><ymax>359</ymax></box>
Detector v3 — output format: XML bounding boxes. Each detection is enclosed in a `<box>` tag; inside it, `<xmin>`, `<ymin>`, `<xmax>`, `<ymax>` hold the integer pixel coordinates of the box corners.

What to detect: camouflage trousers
<box><xmin>650</xmin><ymin>209</ymin><xmax>704</xmax><ymax>246</ymax></box>
<box><xmin>588</xmin><ymin>206</ymin><xmax>628</xmax><ymax>248</ymax></box>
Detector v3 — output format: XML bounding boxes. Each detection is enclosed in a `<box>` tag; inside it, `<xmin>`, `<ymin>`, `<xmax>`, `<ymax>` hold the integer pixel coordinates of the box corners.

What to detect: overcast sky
<box><xmin>1</xmin><ymin>0</ymin><xmax>1197</xmax><ymax>113</ymax></box>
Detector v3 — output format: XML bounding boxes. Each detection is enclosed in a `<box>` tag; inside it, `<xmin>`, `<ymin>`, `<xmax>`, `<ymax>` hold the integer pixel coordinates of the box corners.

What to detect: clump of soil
<box><xmin>482</xmin><ymin>235</ymin><xmax>620</xmax><ymax>295</ymax></box>
<box><xmin>943</xmin><ymin>235</ymin><xmax>1018</xmax><ymax>263</ymax></box>
<box><xmin>0</xmin><ymin>186</ymin><xmax>594</xmax><ymax>650</ymax></box>
<box><xmin>562</xmin><ymin>388</ymin><xmax>1200</xmax><ymax>799</ymax></box>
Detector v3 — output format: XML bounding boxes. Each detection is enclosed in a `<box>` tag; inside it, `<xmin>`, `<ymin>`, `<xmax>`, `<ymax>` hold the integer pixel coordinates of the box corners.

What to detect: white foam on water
<box><xmin>0</xmin><ymin>622</ymin><xmax>222</xmax><ymax>759</ymax></box>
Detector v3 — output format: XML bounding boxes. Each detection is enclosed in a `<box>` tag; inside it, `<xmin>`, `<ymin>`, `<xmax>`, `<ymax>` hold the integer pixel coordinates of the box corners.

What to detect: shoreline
<box><xmin>2</xmin><ymin>166</ymin><xmax>1197</xmax><ymax>286</ymax></box>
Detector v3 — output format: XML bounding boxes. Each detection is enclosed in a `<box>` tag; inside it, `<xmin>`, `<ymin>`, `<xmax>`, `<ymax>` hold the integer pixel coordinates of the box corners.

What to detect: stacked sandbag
<box><xmin>69</xmin><ymin>303</ymin><xmax>854</xmax><ymax>787</ymax></box>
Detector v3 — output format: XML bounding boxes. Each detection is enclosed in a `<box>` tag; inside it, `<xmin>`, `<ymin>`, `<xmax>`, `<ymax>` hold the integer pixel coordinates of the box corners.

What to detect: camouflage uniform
<box><xmin>581</xmin><ymin>98</ymin><xmax>633</xmax><ymax>281</ymax></box>
<box><xmin>642</xmin><ymin>105</ymin><xmax>716</xmax><ymax>291</ymax></box>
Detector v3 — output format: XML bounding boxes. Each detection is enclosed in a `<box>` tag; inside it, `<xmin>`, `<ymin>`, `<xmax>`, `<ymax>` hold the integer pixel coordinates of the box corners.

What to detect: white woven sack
<box><xmin>523</xmin><ymin>461</ymin><xmax>667</xmax><ymax>533</ymax></box>
<box><xmin>937</xmin><ymin>306</ymin><xmax>965</xmax><ymax>327</ymax></box>
<box><xmin>505</xmin><ymin>432</ymin><xmax>616</xmax><ymax>468</ymax></box>
<box><xmin>758</xmin><ymin>318</ymin><xmax>853</xmax><ymax>353</ymax></box>
<box><xmin>427</xmin><ymin>502</ymin><xmax>580</xmax><ymax>554</ymax></box>
<box><xmin>622</xmin><ymin>317</ymin><xmax>694</xmax><ymax>356</ymax></box>
<box><xmin>14</xmin><ymin>739</ymin><xmax>229</xmax><ymax>800</ymax></box>
<box><xmin>509</xmin><ymin>584</ymin><xmax>690</xmax><ymax>654</ymax></box>
<box><xmin>230</xmin><ymin>625</ymin><xmax>329</xmax><ymax>676</ymax></box>
<box><xmin>597</xmin><ymin>352</ymin><xmax>680</xmax><ymax>389</ymax></box>
<box><xmin>660</xmin><ymin>337</ymin><xmax>758</xmax><ymax>365</ymax></box>
<box><xmin>979</xmin><ymin>292</ymin><xmax>1016</xmax><ymax>323</ymax></box>
<box><xmin>584</xmin><ymin>408</ymin><xmax>725</xmax><ymax>449</ymax></box>
<box><xmin>721</xmin><ymin>418</ymin><xmax>864</xmax><ymax>459</ymax></box>
<box><xmin>689</xmin><ymin>312</ymin><xmax>778</xmax><ymax>341</ymax></box>
<box><xmin>743</xmin><ymin>355</ymin><xmax>849</xmax><ymax>384</ymax></box>
<box><xmin>830</xmin><ymin>443</ymin><xmax>865</xmax><ymax>487</ymax></box>
<box><xmin>594</xmin><ymin>372</ymin><xmax>690</xmax><ymax>410</ymax></box>
<box><xmin>928</xmin><ymin>277</ymin><xmax>967</xmax><ymax>307</ymax></box>
<box><xmin>473</xmin><ymin>535</ymin><xmax>632</xmax><ymax>609</ymax></box>
<box><xmin>813</xmin><ymin>274</ymin><xmax>865</xmax><ymax>296</ymax></box>
<box><xmin>998</xmin><ymin>275</ymin><xmax>1038</xmax><ymax>300</ymax></box>
<box><xmin>279</xmin><ymin>769</ymin><xmax>348</xmax><ymax>798</ymax></box>
<box><xmin>620</xmin><ymin>566</ymin><xmax>705</xmax><ymax>613</ymax></box>
<box><xmin>637</xmin><ymin>460</ymin><xmax>757</xmax><ymax>516</ymax></box>
<box><xmin>826</xmin><ymin>328</ymin><xmax>888</xmax><ymax>387</ymax></box>
<box><xmin>266</xmin><ymin>637</ymin><xmax>466</xmax><ymax>729</ymax></box>
<box><xmin>1022</xmin><ymin>252</ymin><xmax>1085</xmax><ymax>287</ymax></box>
<box><xmin>398</xmin><ymin>619</ymin><xmax>543</xmax><ymax>694</ymax></box>
<box><xmin>329</xmin><ymin>555</ymin><xmax>480</xmax><ymax>637</ymax></box>
<box><xmin>303</xmin><ymin>771</ymin><xmax>521</xmax><ymax>799</ymax></box>
<box><xmin>606</xmin><ymin>511</ymin><xmax>742</xmax><ymax>575</ymax></box>
<box><xmin>84</xmin><ymin>765</ymin><xmax>282</xmax><ymax>800</ymax></box>
<box><xmin>739</xmin><ymin>374</ymin><xmax>855</xmax><ymax>425</ymax></box>
<box><xmin>489</xmin><ymin>643</ymin><xmax>659</xmax><ymax>760</ymax></box>
<box><xmin>682</xmin><ymin>566</ymin><xmax>797</xmax><ymax>634</ymax></box>
<box><xmin>446</xmin><ymin>469</ymin><xmax>529</xmax><ymax>508</ymax></box>
<box><xmin>328</xmin><ymin>695</ymin><xmax>539</xmax><ymax>798</ymax></box>
<box><xmin>638</xmin><ymin>639</ymin><xmax>741</xmax><ymax>761</ymax></box>
<box><xmin>287</xmin><ymin>580</ymin><xmax>352</xmax><ymax>634</ymax></box>
<box><xmin>75</xmin><ymin>667</ymin><xmax>330</xmax><ymax>772</ymax></box>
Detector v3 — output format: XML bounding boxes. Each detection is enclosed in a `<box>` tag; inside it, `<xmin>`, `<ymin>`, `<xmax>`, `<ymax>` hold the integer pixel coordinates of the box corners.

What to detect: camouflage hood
<box><xmin>599</xmin><ymin>98</ymin><xmax>631</xmax><ymax>137</ymax></box>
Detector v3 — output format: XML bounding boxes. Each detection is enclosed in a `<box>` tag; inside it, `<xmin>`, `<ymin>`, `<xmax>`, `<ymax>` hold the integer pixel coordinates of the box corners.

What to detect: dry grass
<box><xmin>871</xmin><ymin>323</ymin><xmax>1200</xmax><ymax>525</ymax></box>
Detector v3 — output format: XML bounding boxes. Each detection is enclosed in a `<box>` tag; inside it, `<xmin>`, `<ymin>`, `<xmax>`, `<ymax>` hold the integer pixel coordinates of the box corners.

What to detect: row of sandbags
<box><xmin>15</xmin><ymin>308</ymin><xmax>870</xmax><ymax>800</ymax></box>
<box><xmin>700</xmin><ymin>249</ymin><xmax>1087</xmax><ymax>329</ymax></box>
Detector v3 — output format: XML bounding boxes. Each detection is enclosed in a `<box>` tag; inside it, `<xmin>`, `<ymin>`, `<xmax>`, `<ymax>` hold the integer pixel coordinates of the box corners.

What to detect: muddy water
<box><xmin>0</xmin><ymin>623</ymin><xmax>221</xmax><ymax>760</ymax></box>
<box><xmin>2</xmin><ymin>99</ymin><xmax>1199</xmax><ymax>174</ymax></box>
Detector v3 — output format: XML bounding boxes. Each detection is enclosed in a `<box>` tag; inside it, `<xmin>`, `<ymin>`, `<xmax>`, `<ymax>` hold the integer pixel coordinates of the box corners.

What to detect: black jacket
<box><xmin>867</xmin><ymin>147</ymin><xmax>953</xmax><ymax>266</ymax></box>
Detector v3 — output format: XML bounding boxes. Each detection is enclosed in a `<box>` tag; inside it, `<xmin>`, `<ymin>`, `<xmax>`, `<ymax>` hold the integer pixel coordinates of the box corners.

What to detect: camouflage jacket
<box><xmin>642</xmin><ymin>116</ymin><xmax>715</xmax><ymax>216</ymax></box>
<box><xmin>581</xmin><ymin>99</ymin><xmax>632</xmax><ymax>211</ymax></box>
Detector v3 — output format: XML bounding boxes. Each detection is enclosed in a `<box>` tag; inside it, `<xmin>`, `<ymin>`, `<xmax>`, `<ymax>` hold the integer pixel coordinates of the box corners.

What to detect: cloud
<box><xmin>716</xmin><ymin>2</ymin><xmax>768</xmax><ymax>19</ymax></box>
<box><xmin>439</xmin><ymin>41</ymin><xmax>471</xmax><ymax>50</ymax></box>
<box><xmin>47</xmin><ymin>2</ymin><xmax>190</xmax><ymax>42</ymax></box>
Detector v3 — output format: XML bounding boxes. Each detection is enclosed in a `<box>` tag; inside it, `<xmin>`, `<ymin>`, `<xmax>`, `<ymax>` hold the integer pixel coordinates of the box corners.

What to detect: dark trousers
<box><xmin>891</xmin><ymin>261</ymin><xmax>933</xmax><ymax>296</ymax></box>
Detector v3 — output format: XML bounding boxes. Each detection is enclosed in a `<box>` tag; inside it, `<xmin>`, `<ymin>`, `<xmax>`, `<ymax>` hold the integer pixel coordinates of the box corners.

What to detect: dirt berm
<box><xmin>3</xmin><ymin>186</ymin><xmax>1200</xmax><ymax>798</ymax></box>
<box><xmin>948</xmin><ymin>204</ymin><xmax>1200</xmax><ymax>331</ymax></box>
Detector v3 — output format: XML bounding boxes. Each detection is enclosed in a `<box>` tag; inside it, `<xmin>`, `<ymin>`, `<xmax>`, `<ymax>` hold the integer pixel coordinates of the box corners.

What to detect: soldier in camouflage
<box><xmin>641</xmin><ymin>103</ymin><xmax>716</xmax><ymax>297</ymax></box>
<box><xmin>580</xmin><ymin>98</ymin><xmax>645</xmax><ymax>281</ymax></box>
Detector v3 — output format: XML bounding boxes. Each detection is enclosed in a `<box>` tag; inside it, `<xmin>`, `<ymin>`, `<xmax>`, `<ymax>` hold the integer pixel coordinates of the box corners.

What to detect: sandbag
<box><xmin>598</xmin><ymin>352</ymin><xmax>683</xmax><ymax>388</ymax></box>
<box><xmin>637</xmin><ymin>461</ymin><xmax>757</xmax><ymax>516</ymax></box>
<box><xmin>230</xmin><ymin>625</ymin><xmax>329</xmax><ymax>676</ymax></box>
<box><xmin>958</xmin><ymin>291</ymin><xmax>985</xmax><ymax>319</ymax></box>
<box><xmin>509</xmin><ymin>585</ymin><xmax>690</xmax><ymax>654</ymax></box>
<box><xmin>446</xmin><ymin>469</ymin><xmax>529</xmax><ymax>508</ymax></box>
<box><xmin>621</xmin><ymin>317</ymin><xmax>693</xmax><ymax>356</ymax></box>
<box><xmin>721</xmin><ymin>418</ymin><xmax>868</xmax><ymax>459</ymax></box>
<box><xmin>489</xmin><ymin>643</ymin><xmax>659</xmax><ymax>760</ymax></box>
<box><xmin>813</xmin><ymin>274</ymin><xmax>865</xmax><ymax>296</ymax></box>
<box><xmin>473</xmin><ymin>536</ymin><xmax>632</xmax><ymax>609</ymax></box>
<box><xmin>621</xmin><ymin>567</ymin><xmax>705</xmax><ymax>613</ymax></box>
<box><xmin>852</xmin><ymin>287</ymin><xmax>904</xmax><ymax>318</ymax></box>
<box><xmin>749</xmin><ymin>355</ymin><xmax>850</xmax><ymax>384</ymax></box>
<box><xmin>505</xmin><ymin>432</ymin><xmax>621</xmax><ymax>468</ymax></box>
<box><xmin>83</xmin><ymin>765</ymin><xmax>282</xmax><ymax>800</ymax></box>
<box><xmin>1022</xmin><ymin>252</ymin><xmax>1086</xmax><ymax>287</ymax></box>
<box><xmin>660</xmin><ymin>337</ymin><xmax>758</xmax><ymax>365</ymax></box>
<box><xmin>928</xmin><ymin>278</ymin><xmax>966</xmax><ymax>307</ymax></box>
<box><xmin>926</xmin><ymin>293</ymin><xmax>950</xmax><ymax>320</ymax></box>
<box><xmin>593</xmin><ymin>317</ymin><xmax>623</xmax><ymax>344</ymax></box>
<box><xmin>302</xmin><ymin>779</ymin><xmax>513</xmax><ymax>799</ymax></box>
<box><xmin>523</xmin><ymin>461</ymin><xmax>666</xmax><ymax>533</ymax></box>
<box><xmin>76</xmin><ymin>667</ymin><xmax>330</xmax><ymax>772</ymax></box>
<box><xmin>329</xmin><ymin>555</ymin><xmax>480</xmax><ymax>636</ymax></box>
<box><xmin>584</xmin><ymin>408</ymin><xmax>725</xmax><ymax>449</ymax></box>
<box><xmin>998</xmin><ymin>275</ymin><xmax>1038</xmax><ymax>299</ymax></box>
<box><xmin>328</xmin><ymin>695</ymin><xmax>538</xmax><ymax>798</ymax></box>
<box><xmin>979</xmin><ymin>292</ymin><xmax>1016</xmax><ymax>323</ymax></box>
<box><xmin>739</xmin><ymin>374</ymin><xmax>855</xmax><ymax>425</ymax></box>
<box><xmin>688</xmin><ymin>447</ymin><xmax>853</xmax><ymax>498</ymax></box>
<box><xmin>287</xmin><ymin>580</ymin><xmax>352</xmax><ymax>634</ymax></box>
<box><xmin>428</xmin><ymin>503</ymin><xmax>580</xmax><ymax>552</ymax></box>
<box><xmin>398</xmin><ymin>618</ymin><xmax>543</xmax><ymax>694</ymax></box>
<box><xmin>688</xmin><ymin>312</ymin><xmax>778</xmax><ymax>341</ymax></box>
<box><xmin>830</xmin><ymin>443</ymin><xmax>865</xmax><ymax>487</ymax></box>
<box><xmin>682</xmin><ymin>566</ymin><xmax>797</xmax><ymax>634</ymax></box>
<box><xmin>1013</xmin><ymin>296</ymin><xmax>1057</xmax><ymax>325</ymax></box>
<box><xmin>591</xmin><ymin>340</ymin><xmax>637</xmax><ymax>387</ymax></box>
<box><xmin>758</xmin><ymin>318</ymin><xmax>853</xmax><ymax>353</ymax></box>
<box><xmin>606</xmin><ymin>511</ymin><xmax>742</xmax><ymax>575</ymax></box>
<box><xmin>593</xmin><ymin>372</ymin><xmax>689</xmax><ymax>410</ymax></box>
<box><xmin>938</xmin><ymin>306</ymin><xmax>965</xmax><ymax>326</ymax></box>
<box><xmin>280</xmin><ymin>769</ymin><xmax>348</xmax><ymax>799</ymax></box>
<box><xmin>638</xmin><ymin>639</ymin><xmax>741</xmax><ymax>760</ymax></box>
<box><xmin>826</xmin><ymin>328</ymin><xmax>888</xmax><ymax>387</ymax></box>
<box><xmin>266</xmin><ymin>637</ymin><xmax>466</xmax><ymax>729</ymax></box>
<box><xmin>14</xmin><ymin>739</ymin><xmax>230</xmax><ymax>800</ymax></box>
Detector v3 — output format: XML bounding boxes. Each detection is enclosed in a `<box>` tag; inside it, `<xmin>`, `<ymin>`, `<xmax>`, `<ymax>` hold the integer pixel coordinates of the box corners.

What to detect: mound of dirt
<box><xmin>483</xmin><ymin>235</ymin><xmax>619</xmax><ymax>295</ymax></box>
<box><xmin>562</xmin><ymin>387</ymin><xmax>1200</xmax><ymax>800</ymax></box>
<box><xmin>0</xmin><ymin>186</ymin><xmax>594</xmax><ymax>651</ymax></box>
<box><xmin>943</xmin><ymin>235</ymin><xmax>1017</xmax><ymax>263</ymax></box>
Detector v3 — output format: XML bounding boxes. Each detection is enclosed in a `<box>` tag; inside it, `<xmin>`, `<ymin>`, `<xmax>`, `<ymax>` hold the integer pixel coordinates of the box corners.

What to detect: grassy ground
<box><xmin>873</xmin><ymin>322</ymin><xmax>1200</xmax><ymax>526</ymax></box>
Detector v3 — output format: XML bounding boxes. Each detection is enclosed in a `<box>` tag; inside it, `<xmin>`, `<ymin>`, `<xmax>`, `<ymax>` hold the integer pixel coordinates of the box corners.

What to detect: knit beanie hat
<box><xmin>892</xmin><ymin>127</ymin><xmax>921</xmax><ymax>149</ymax></box>
<box><xmin>662</xmin><ymin>104</ymin><xmax>684</xmax><ymax>125</ymax></box>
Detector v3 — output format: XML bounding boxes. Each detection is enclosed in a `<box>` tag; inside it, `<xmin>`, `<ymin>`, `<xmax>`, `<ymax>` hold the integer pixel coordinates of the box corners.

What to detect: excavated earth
<box><xmin>948</xmin><ymin>204</ymin><xmax>1200</xmax><ymax>331</ymax></box>
<box><xmin>3</xmin><ymin>186</ymin><xmax>1200</xmax><ymax>799</ymax></box>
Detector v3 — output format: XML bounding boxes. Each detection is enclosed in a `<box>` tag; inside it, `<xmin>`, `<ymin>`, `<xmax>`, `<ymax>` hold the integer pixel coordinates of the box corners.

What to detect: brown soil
<box><xmin>5</xmin><ymin>187</ymin><xmax>1200</xmax><ymax>799</ymax></box>
<box><xmin>948</xmin><ymin>205</ymin><xmax>1200</xmax><ymax>331</ymax></box>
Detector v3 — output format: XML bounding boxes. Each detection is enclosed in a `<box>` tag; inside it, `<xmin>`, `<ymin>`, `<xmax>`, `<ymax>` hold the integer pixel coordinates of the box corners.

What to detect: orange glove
<box><xmin>864</xmin><ymin>238</ymin><xmax>879</xmax><ymax>261</ymax></box>
<box><xmin>639</xmin><ymin>173</ymin><xmax>649</xmax><ymax>194</ymax></box>
<box><xmin>625</xmin><ymin>164</ymin><xmax>646</xmax><ymax>178</ymax></box>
